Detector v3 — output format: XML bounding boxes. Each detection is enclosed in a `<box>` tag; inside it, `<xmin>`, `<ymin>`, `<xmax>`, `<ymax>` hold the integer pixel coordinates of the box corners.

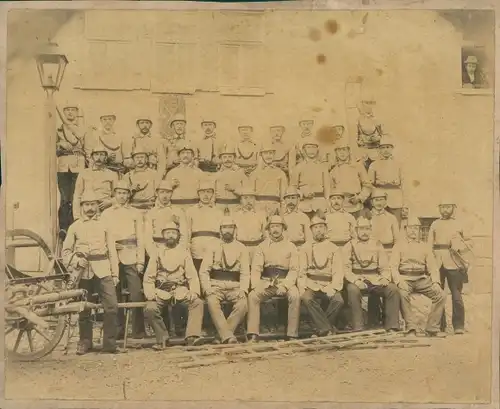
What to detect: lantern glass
<box><xmin>35</xmin><ymin>48</ymin><xmax>68</xmax><ymax>91</ymax></box>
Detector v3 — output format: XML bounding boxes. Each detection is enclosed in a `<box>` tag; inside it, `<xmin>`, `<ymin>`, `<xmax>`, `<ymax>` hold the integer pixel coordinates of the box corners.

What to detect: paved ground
<box><xmin>5</xmin><ymin>293</ymin><xmax>493</xmax><ymax>403</ymax></box>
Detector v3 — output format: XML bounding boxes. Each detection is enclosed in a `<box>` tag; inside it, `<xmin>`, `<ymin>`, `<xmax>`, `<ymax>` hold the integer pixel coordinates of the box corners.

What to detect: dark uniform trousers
<box><xmin>345</xmin><ymin>282</ymin><xmax>400</xmax><ymax>331</ymax></box>
<box><xmin>144</xmin><ymin>291</ymin><xmax>204</xmax><ymax>344</ymax></box>
<box><xmin>116</xmin><ymin>264</ymin><xmax>146</xmax><ymax>337</ymax></box>
<box><xmin>440</xmin><ymin>267</ymin><xmax>465</xmax><ymax>331</ymax></box>
<box><xmin>78</xmin><ymin>276</ymin><xmax>118</xmax><ymax>350</ymax></box>
<box><xmin>57</xmin><ymin>172</ymin><xmax>78</xmax><ymax>233</ymax></box>
<box><xmin>301</xmin><ymin>289</ymin><xmax>344</xmax><ymax>334</ymax></box>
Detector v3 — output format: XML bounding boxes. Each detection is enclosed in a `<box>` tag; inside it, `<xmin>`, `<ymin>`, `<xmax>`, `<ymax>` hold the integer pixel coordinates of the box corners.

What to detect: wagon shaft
<box><xmin>5</xmin><ymin>306</ymin><xmax>50</xmax><ymax>329</ymax></box>
<box><xmin>37</xmin><ymin>301</ymin><xmax>100</xmax><ymax>316</ymax></box>
<box><xmin>10</xmin><ymin>289</ymin><xmax>86</xmax><ymax>307</ymax></box>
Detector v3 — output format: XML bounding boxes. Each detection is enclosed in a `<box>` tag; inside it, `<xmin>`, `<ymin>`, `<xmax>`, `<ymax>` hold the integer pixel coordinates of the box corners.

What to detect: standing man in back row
<box><xmin>196</xmin><ymin>119</ymin><xmax>219</xmax><ymax>173</ymax></box>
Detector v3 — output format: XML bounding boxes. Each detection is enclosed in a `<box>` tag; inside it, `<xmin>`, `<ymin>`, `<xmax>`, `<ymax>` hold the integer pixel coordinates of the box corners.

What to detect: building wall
<box><xmin>6</xmin><ymin>9</ymin><xmax>494</xmax><ymax>247</ymax></box>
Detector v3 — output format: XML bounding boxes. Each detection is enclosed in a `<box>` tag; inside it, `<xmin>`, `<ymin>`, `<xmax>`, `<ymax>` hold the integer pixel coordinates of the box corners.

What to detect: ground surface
<box><xmin>5</xmin><ymin>293</ymin><xmax>493</xmax><ymax>403</ymax></box>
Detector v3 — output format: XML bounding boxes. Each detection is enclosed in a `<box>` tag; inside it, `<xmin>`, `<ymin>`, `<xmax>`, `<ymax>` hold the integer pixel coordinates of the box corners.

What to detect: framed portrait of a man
<box><xmin>461</xmin><ymin>46</ymin><xmax>490</xmax><ymax>89</ymax></box>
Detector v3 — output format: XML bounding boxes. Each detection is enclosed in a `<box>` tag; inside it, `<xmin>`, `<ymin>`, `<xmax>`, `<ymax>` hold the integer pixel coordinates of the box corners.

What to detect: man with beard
<box><xmin>299</xmin><ymin>214</ymin><xmax>345</xmax><ymax>336</ymax></box>
<box><xmin>235</xmin><ymin>125</ymin><xmax>259</xmax><ymax>176</ymax></box>
<box><xmin>428</xmin><ymin>198</ymin><xmax>470</xmax><ymax>335</ymax></box>
<box><xmin>250</xmin><ymin>142</ymin><xmax>287</xmax><ymax>216</ymax></box>
<box><xmin>196</xmin><ymin>119</ymin><xmax>220</xmax><ymax>173</ymax></box>
<box><xmin>199</xmin><ymin>216</ymin><xmax>250</xmax><ymax>344</ymax></box>
<box><xmin>356</xmin><ymin>98</ymin><xmax>383</xmax><ymax>170</ymax></box>
<box><xmin>329</xmin><ymin>138</ymin><xmax>372</xmax><ymax>219</ymax></box>
<box><xmin>164</xmin><ymin>113</ymin><xmax>194</xmax><ymax>173</ymax></box>
<box><xmin>72</xmin><ymin>145</ymin><xmax>119</xmax><ymax>221</ymax></box>
<box><xmin>369</xmin><ymin>189</ymin><xmax>400</xmax><ymax>253</ymax></box>
<box><xmin>270</xmin><ymin>125</ymin><xmax>295</xmax><ymax>179</ymax></box>
<box><xmin>295</xmin><ymin>118</ymin><xmax>315</xmax><ymax>164</ymax></box>
<box><xmin>290</xmin><ymin>139</ymin><xmax>330</xmax><ymax>218</ymax></box>
<box><xmin>167</xmin><ymin>143</ymin><xmax>204</xmax><ymax>211</ymax></box>
<box><xmin>87</xmin><ymin>114</ymin><xmax>124</xmax><ymax>174</ymax></box>
<box><xmin>56</xmin><ymin>103</ymin><xmax>87</xmax><ymax>234</ymax></box>
<box><xmin>282</xmin><ymin>186</ymin><xmax>312</xmax><ymax>248</ymax></box>
<box><xmin>144</xmin><ymin>180</ymin><xmax>188</xmax><ymax>254</ymax></box>
<box><xmin>101</xmin><ymin>180</ymin><xmax>146</xmax><ymax>339</ymax></box>
<box><xmin>391</xmin><ymin>217</ymin><xmax>446</xmax><ymax>337</ymax></box>
<box><xmin>186</xmin><ymin>180</ymin><xmax>225</xmax><ymax>272</ymax></box>
<box><xmin>342</xmin><ymin>217</ymin><xmax>401</xmax><ymax>332</ymax></box>
<box><xmin>62</xmin><ymin>191</ymin><xmax>124</xmax><ymax>355</ymax></box>
<box><xmin>247</xmin><ymin>215</ymin><xmax>300</xmax><ymax>342</ymax></box>
<box><xmin>214</xmin><ymin>143</ymin><xmax>247</xmax><ymax>211</ymax></box>
<box><xmin>126</xmin><ymin>142</ymin><xmax>160</xmax><ymax>211</ymax></box>
<box><xmin>143</xmin><ymin>221</ymin><xmax>204</xmax><ymax>349</ymax></box>
<box><xmin>232</xmin><ymin>184</ymin><xmax>267</xmax><ymax>263</ymax></box>
<box><xmin>325</xmin><ymin>190</ymin><xmax>356</xmax><ymax>247</ymax></box>
<box><xmin>123</xmin><ymin>115</ymin><xmax>165</xmax><ymax>173</ymax></box>
<box><xmin>368</xmin><ymin>135</ymin><xmax>405</xmax><ymax>227</ymax></box>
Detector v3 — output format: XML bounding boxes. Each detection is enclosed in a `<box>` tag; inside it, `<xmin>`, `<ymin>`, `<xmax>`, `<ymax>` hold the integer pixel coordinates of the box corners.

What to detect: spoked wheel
<box><xmin>5</xmin><ymin>229</ymin><xmax>69</xmax><ymax>362</ymax></box>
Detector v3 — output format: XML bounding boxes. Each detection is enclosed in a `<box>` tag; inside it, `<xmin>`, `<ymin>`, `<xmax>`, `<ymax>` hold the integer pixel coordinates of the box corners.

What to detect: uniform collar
<box><xmin>269</xmin><ymin>236</ymin><xmax>284</xmax><ymax>244</ymax></box>
<box><xmin>82</xmin><ymin>213</ymin><xmax>99</xmax><ymax>222</ymax></box>
<box><xmin>112</xmin><ymin>203</ymin><xmax>130</xmax><ymax>210</ymax></box>
<box><xmin>133</xmin><ymin>166</ymin><xmax>149</xmax><ymax>173</ymax></box>
<box><xmin>198</xmin><ymin>202</ymin><xmax>214</xmax><ymax>208</ymax></box>
<box><xmin>284</xmin><ymin>207</ymin><xmax>298</xmax><ymax>214</ymax></box>
<box><xmin>136</xmin><ymin>132</ymin><xmax>152</xmax><ymax>139</ymax></box>
<box><xmin>372</xmin><ymin>208</ymin><xmax>386</xmax><ymax>216</ymax></box>
<box><xmin>336</xmin><ymin>157</ymin><xmax>352</xmax><ymax>165</ymax></box>
<box><xmin>329</xmin><ymin>207</ymin><xmax>345</xmax><ymax>214</ymax></box>
<box><xmin>155</xmin><ymin>201</ymin><xmax>172</xmax><ymax>209</ymax></box>
<box><xmin>91</xmin><ymin>164</ymin><xmax>106</xmax><ymax>171</ymax></box>
<box><xmin>203</xmin><ymin>133</ymin><xmax>216</xmax><ymax>139</ymax></box>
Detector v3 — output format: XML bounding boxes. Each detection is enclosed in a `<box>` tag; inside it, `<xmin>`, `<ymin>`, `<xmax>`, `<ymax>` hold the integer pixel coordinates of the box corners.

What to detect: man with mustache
<box><xmin>100</xmin><ymin>180</ymin><xmax>146</xmax><ymax>339</ymax></box>
<box><xmin>232</xmin><ymin>184</ymin><xmax>267</xmax><ymax>263</ymax></box>
<box><xmin>87</xmin><ymin>113</ymin><xmax>124</xmax><ymax>174</ymax></box>
<box><xmin>143</xmin><ymin>220</ymin><xmax>204</xmax><ymax>349</ymax></box>
<box><xmin>250</xmin><ymin>142</ymin><xmax>287</xmax><ymax>216</ymax></box>
<box><xmin>341</xmin><ymin>217</ymin><xmax>401</xmax><ymax>332</ymax></box>
<box><xmin>325</xmin><ymin>190</ymin><xmax>356</xmax><ymax>248</ymax></box>
<box><xmin>126</xmin><ymin>142</ymin><xmax>160</xmax><ymax>211</ymax></box>
<box><xmin>56</xmin><ymin>102</ymin><xmax>87</xmax><ymax>234</ymax></box>
<box><xmin>72</xmin><ymin>144</ymin><xmax>119</xmax><ymax>221</ymax></box>
<box><xmin>196</xmin><ymin>119</ymin><xmax>220</xmax><ymax>173</ymax></box>
<box><xmin>368</xmin><ymin>135</ymin><xmax>405</xmax><ymax>227</ymax></box>
<box><xmin>166</xmin><ymin>143</ymin><xmax>204</xmax><ymax>211</ymax></box>
<box><xmin>123</xmin><ymin>115</ymin><xmax>166</xmax><ymax>174</ymax></box>
<box><xmin>269</xmin><ymin>125</ymin><xmax>296</xmax><ymax>179</ymax></box>
<box><xmin>235</xmin><ymin>125</ymin><xmax>259</xmax><ymax>176</ymax></box>
<box><xmin>391</xmin><ymin>217</ymin><xmax>446</xmax><ymax>337</ymax></box>
<box><xmin>369</xmin><ymin>189</ymin><xmax>400</xmax><ymax>253</ymax></box>
<box><xmin>199</xmin><ymin>216</ymin><xmax>250</xmax><ymax>344</ymax></box>
<box><xmin>164</xmin><ymin>113</ymin><xmax>196</xmax><ymax>173</ymax></box>
<box><xmin>299</xmin><ymin>214</ymin><xmax>345</xmax><ymax>336</ymax></box>
<box><xmin>247</xmin><ymin>215</ymin><xmax>301</xmax><ymax>343</ymax></box>
<box><xmin>329</xmin><ymin>138</ymin><xmax>372</xmax><ymax>219</ymax></box>
<box><xmin>144</xmin><ymin>180</ymin><xmax>188</xmax><ymax>254</ymax></box>
<box><xmin>282</xmin><ymin>186</ymin><xmax>312</xmax><ymax>248</ymax></box>
<box><xmin>214</xmin><ymin>143</ymin><xmax>247</xmax><ymax>211</ymax></box>
<box><xmin>62</xmin><ymin>191</ymin><xmax>124</xmax><ymax>355</ymax></box>
<box><xmin>186</xmin><ymin>180</ymin><xmax>224</xmax><ymax>272</ymax></box>
<box><xmin>428</xmin><ymin>198</ymin><xmax>470</xmax><ymax>335</ymax></box>
<box><xmin>290</xmin><ymin>139</ymin><xmax>330</xmax><ymax>218</ymax></box>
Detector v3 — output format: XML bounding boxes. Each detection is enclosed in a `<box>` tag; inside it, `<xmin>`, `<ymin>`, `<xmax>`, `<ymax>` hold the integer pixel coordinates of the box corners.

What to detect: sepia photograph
<box><xmin>1</xmin><ymin>2</ymin><xmax>497</xmax><ymax>407</ymax></box>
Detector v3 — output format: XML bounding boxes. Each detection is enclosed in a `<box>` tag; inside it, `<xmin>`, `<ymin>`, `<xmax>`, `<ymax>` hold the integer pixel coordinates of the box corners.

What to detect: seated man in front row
<box><xmin>247</xmin><ymin>215</ymin><xmax>301</xmax><ymax>342</ymax></box>
<box><xmin>299</xmin><ymin>214</ymin><xmax>345</xmax><ymax>337</ymax></box>
<box><xmin>199</xmin><ymin>216</ymin><xmax>250</xmax><ymax>344</ymax></box>
<box><xmin>143</xmin><ymin>221</ymin><xmax>204</xmax><ymax>350</ymax></box>
<box><xmin>342</xmin><ymin>217</ymin><xmax>401</xmax><ymax>332</ymax></box>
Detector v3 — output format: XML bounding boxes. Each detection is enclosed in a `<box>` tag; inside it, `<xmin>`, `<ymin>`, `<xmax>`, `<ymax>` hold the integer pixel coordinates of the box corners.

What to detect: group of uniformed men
<box><xmin>58</xmin><ymin>104</ymin><xmax>469</xmax><ymax>355</ymax></box>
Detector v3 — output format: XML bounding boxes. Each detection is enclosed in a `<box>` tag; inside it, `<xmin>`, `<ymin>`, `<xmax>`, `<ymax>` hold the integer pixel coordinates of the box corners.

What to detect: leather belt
<box><xmin>399</xmin><ymin>269</ymin><xmax>427</xmax><ymax>277</ymax></box>
<box><xmin>216</xmin><ymin>198</ymin><xmax>239</xmax><ymax>205</ymax></box>
<box><xmin>171</xmin><ymin>198</ymin><xmax>199</xmax><ymax>205</ymax></box>
<box><xmin>191</xmin><ymin>231</ymin><xmax>220</xmax><ymax>239</ymax></box>
<box><xmin>292</xmin><ymin>240</ymin><xmax>306</xmax><ymax>246</ymax></box>
<box><xmin>115</xmin><ymin>238</ymin><xmax>138</xmax><ymax>246</ymax></box>
<box><xmin>312</xmin><ymin>192</ymin><xmax>324</xmax><ymax>198</ymax></box>
<box><xmin>306</xmin><ymin>273</ymin><xmax>331</xmax><ymax>282</ymax></box>
<box><xmin>153</xmin><ymin>237</ymin><xmax>167</xmax><ymax>244</ymax></box>
<box><xmin>262</xmin><ymin>266</ymin><xmax>288</xmax><ymax>279</ymax></box>
<box><xmin>256</xmin><ymin>195</ymin><xmax>280</xmax><ymax>202</ymax></box>
<box><xmin>352</xmin><ymin>268</ymin><xmax>379</xmax><ymax>275</ymax></box>
<box><xmin>374</xmin><ymin>184</ymin><xmax>401</xmax><ymax>189</ymax></box>
<box><xmin>209</xmin><ymin>269</ymin><xmax>240</xmax><ymax>282</ymax></box>
<box><xmin>198</xmin><ymin>162</ymin><xmax>218</xmax><ymax>173</ymax></box>
<box><xmin>240</xmin><ymin>238</ymin><xmax>265</xmax><ymax>246</ymax></box>
<box><xmin>382</xmin><ymin>243</ymin><xmax>394</xmax><ymax>249</ymax></box>
<box><xmin>433</xmin><ymin>244</ymin><xmax>451</xmax><ymax>250</ymax></box>
<box><xmin>86</xmin><ymin>254</ymin><xmax>108</xmax><ymax>261</ymax></box>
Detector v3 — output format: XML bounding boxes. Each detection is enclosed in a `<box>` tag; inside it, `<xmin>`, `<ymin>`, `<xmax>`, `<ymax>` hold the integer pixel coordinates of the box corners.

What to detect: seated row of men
<box><xmin>62</xmin><ymin>181</ymin><xmax>462</xmax><ymax>354</ymax></box>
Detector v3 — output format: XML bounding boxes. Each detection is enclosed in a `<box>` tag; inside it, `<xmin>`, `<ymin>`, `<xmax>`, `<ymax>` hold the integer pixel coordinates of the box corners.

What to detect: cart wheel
<box><xmin>5</xmin><ymin>229</ymin><xmax>68</xmax><ymax>361</ymax></box>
